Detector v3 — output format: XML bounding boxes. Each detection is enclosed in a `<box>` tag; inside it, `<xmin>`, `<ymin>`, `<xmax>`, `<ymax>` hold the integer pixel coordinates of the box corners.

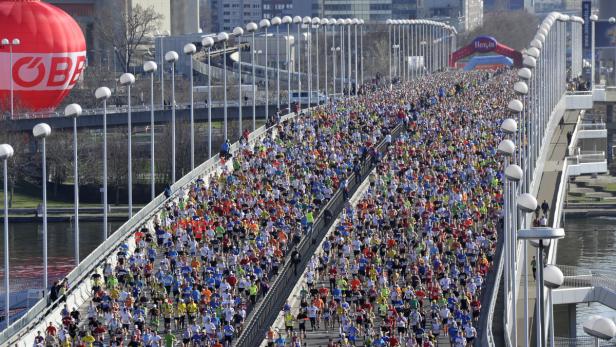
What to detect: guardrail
<box><xmin>578</xmin><ymin>122</ymin><xmax>606</xmax><ymax>131</ymax></box>
<box><xmin>0</xmin><ymin>110</ymin><xmax>298</xmax><ymax>345</ymax></box>
<box><xmin>481</xmin><ymin>225</ymin><xmax>505</xmax><ymax>347</ymax></box>
<box><xmin>233</xmin><ymin>122</ymin><xmax>403</xmax><ymax>347</ymax></box>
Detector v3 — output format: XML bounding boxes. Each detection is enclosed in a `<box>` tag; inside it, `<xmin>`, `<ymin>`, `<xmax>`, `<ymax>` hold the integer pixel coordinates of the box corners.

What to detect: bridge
<box><xmin>2</xmin><ymin>10</ymin><xmax>616</xmax><ymax>347</ymax></box>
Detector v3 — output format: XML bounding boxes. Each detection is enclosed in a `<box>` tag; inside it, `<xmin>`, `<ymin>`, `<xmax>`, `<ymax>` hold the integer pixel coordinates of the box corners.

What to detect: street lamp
<box><xmin>337</xmin><ymin>19</ymin><xmax>345</xmax><ymax>94</ymax></box>
<box><xmin>321</xmin><ymin>19</ymin><xmax>330</xmax><ymax>101</ymax></box>
<box><xmin>183</xmin><ymin>43</ymin><xmax>197</xmax><ymax>170</ymax></box>
<box><xmin>498</xmin><ymin>137</ymin><xmax>515</xmax><ymax>335</ymax></box>
<box><xmin>65</xmin><ymin>104</ymin><xmax>82</xmax><ymax>265</ymax></box>
<box><xmin>143</xmin><ymin>61</ymin><xmax>158</xmax><ymax>200</ymax></box>
<box><xmin>583</xmin><ymin>316</ymin><xmax>616</xmax><ymax>347</ymax></box>
<box><xmin>201</xmin><ymin>37</ymin><xmax>215</xmax><ymax>158</ymax></box>
<box><xmin>1</xmin><ymin>38</ymin><xmax>20</xmax><ymax>119</ymax></box>
<box><xmin>233</xmin><ymin>27</ymin><xmax>244</xmax><ymax>138</ymax></box>
<box><xmin>293</xmin><ymin>16</ymin><xmax>303</xmax><ymax>111</ymax></box>
<box><xmin>154</xmin><ymin>30</ymin><xmax>170</xmax><ymax>111</ymax></box>
<box><xmin>331</xmin><ymin>46</ymin><xmax>340</xmax><ymax>97</ymax></box>
<box><xmin>119</xmin><ymin>73</ymin><xmax>135</xmax><ymax>218</ymax></box>
<box><xmin>272</xmin><ymin>17</ymin><xmax>282</xmax><ymax>111</ymax></box>
<box><xmin>544</xmin><ymin>264</ymin><xmax>564</xmax><ymax>347</ymax></box>
<box><xmin>33</xmin><ymin>123</ymin><xmax>51</xmax><ymax>298</ymax></box>
<box><xmin>518</xmin><ymin>227</ymin><xmax>565</xmax><ymax>347</ymax></box>
<box><xmin>95</xmin><ymin>86</ymin><xmax>112</xmax><ymax>240</ymax></box>
<box><xmin>282</xmin><ymin>16</ymin><xmax>292</xmax><ymax>113</ymax></box>
<box><xmin>312</xmin><ymin>17</ymin><xmax>321</xmax><ymax>105</ymax></box>
<box><xmin>217</xmin><ymin>32</ymin><xmax>230</xmax><ymax>141</ymax></box>
<box><xmin>260</xmin><ymin>19</ymin><xmax>271</xmax><ymax>123</ymax></box>
<box><xmin>302</xmin><ymin>16</ymin><xmax>312</xmax><ymax>107</ymax></box>
<box><xmin>386</xmin><ymin>19</ymin><xmax>393</xmax><ymax>86</ymax></box>
<box><xmin>0</xmin><ymin>143</ymin><xmax>14</xmax><ymax>325</ymax></box>
<box><xmin>164</xmin><ymin>50</ymin><xmax>178</xmax><ymax>183</ymax></box>
<box><xmin>345</xmin><ymin>18</ymin><xmax>352</xmax><ymax>96</ymax></box>
<box><xmin>590</xmin><ymin>14</ymin><xmax>598</xmax><ymax>87</ymax></box>
<box><xmin>246</xmin><ymin>22</ymin><xmax>258</xmax><ymax>130</ymax></box>
<box><xmin>517</xmin><ymin>192</ymin><xmax>537</xmax><ymax>347</ymax></box>
<box><xmin>359</xmin><ymin>19</ymin><xmax>364</xmax><ymax>84</ymax></box>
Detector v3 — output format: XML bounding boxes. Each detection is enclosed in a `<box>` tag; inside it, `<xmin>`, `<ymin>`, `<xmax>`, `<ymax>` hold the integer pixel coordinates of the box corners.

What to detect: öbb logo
<box><xmin>473</xmin><ymin>36</ymin><xmax>498</xmax><ymax>53</ymax></box>
<box><xmin>9</xmin><ymin>52</ymin><xmax>86</xmax><ymax>91</ymax></box>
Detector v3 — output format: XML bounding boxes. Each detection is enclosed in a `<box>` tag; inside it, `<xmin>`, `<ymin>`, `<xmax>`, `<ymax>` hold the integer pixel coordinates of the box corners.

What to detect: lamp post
<box><xmin>359</xmin><ymin>19</ymin><xmax>364</xmax><ymax>85</ymax></box>
<box><xmin>233</xmin><ymin>27</ymin><xmax>244</xmax><ymax>138</ymax></box>
<box><xmin>260</xmin><ymin>19</ymin><xmax>271</xmax><ymax>122</ymax></box>
<box><xmin>119</xmin><ymin>73</ymin><xmax>135</xmax><ymax>218</ymax></box>
<box><xmin>282</xmin><ymin>16</ymin><xmax>292</xmax><ymax>113</ymax></box>
<box><xmin>543</xmin><ymin>264</ymin><xmax>564</xmax><ymax>347</ymax></box>
<box><xmin>164</xmin><ymin>51</ymin><xmax>178</xmax><ymax>183</ymax></box>
<box><xmin>154</xmin><ymin>30</ymin><xmax>169</xmax><ymax>111</ymax></box>
<box><xmin>583</xmin><ymin>316</ymin><xmax>616</xmax><ymax>347</ymax></box>
<box><xmin>517</xmin><ymin>193</ymin><xmax>538</xmax><ymax>347</ymax></box>
<box><xmin>0</xmin><ymin>143</ymin><xmax>14</xmax><ymax>325</ymax></box>
<box><xmin>313</xmin><ymin>17</ymin><xmax>321</xmax><ymax>105</ymax></box>
<box><xmin>590</xmin><ymin>14</ymin><xmax>597</xmax><ymax>87</ymax></box>
<box><xmin>498</xmin><ymin>138</ymin><xmax>515</xmax><ymax>338</ymax></box>
<box><xmin>337</xmin><ymin>19</ymin><xmax>345</xmax><ymax>95</ymax></box>
<box><xmin>322</xmin><ymin>19</ymin><xmax>330</xmax><ymax>101</ymax></box>
<box><xmin>271</xmin><ymin>17</ymin><xmax>282</xmax><ymax>111</ymax></box>
<box><xmin>505</xmin><ymin>163</ymin><xmax>522</xmax><ymax>347</ymax></box>
<box><xmin>345</xmin><ymin>18</ymin><xmax>352</xmax><ymax>96</ymax></box>
<box><xmin>217</xmin><ymin>32</ymin><xmax>230</xmax><ymax>141</ymax></box>
<box><xmin>202</xmin><ymin>37</ymin><xmax>214</xmax><ymax>158</ymax></box>
<box><xmin>65</xmin><ymin>104</ymin><xmax>82</xmax><ymax>265</ymax></box>
<box><xmin>353</xmin><ymin>18</ymin><xmax>359</xmax><ymax>92</ymax></box>
<box><xmin>293</xmin><ymin>16</ymin><xmax>302</xmax><ymax>111</ymax></box>
<box><xmin>387</xmin><ymin>19</ymin><xmax>392</xmax><ymax>86</ymax></box>
<box><xmin>95</xmin><ymin>87</ymin><xmax>111</xmax><ymax>239</ymax></box>
<box><xmin>143</xmin><ymin>61</ymin><xmax>158</xmax><ymax>200</ymax></box>
<box><xmin>33</xmin><ymin>123</ymin><xmax>51</xmax><ymax>298</ymax></box>
<box><xmin>518</xmin><ymin>227</ymin><xmax>565</xmax><ymax>347</ymax></box>
<box><xmin>1</xmin><ymin>38</ymin><xmax>20</xmax><ymax>119</ymax></box>
<box><xmin>303</xmin><ymin>16</ymin><xmax>312</xmax><ymax>107</ymax></box>
<box><xmin>246</xmin><ymin>22</ymin><xmax>258</xmax><ymax>130</ymax></box>
<box><xmin>183</xmin><ymin>43</ymin><xmax>197</xmax><ymax>170</ymax></box>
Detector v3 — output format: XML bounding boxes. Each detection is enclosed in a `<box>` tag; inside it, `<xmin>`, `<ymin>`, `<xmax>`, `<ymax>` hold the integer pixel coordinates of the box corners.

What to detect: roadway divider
<box><xmin>1</xmin><ymin>112</ymin><xmax>298</xmax><ymax>346</ymax></box>
<box><xmin>234</xmin><ymin>121</ymin><xmax>404</xmax><ymax>347</ymax></box>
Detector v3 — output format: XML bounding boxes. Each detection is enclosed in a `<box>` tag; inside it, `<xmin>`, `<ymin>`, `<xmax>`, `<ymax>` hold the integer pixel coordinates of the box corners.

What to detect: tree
<box><xmin>46</xmin><ymin>130</ymin><xmax>73</xmax><ymax>197</ymax></box>
<box><xmin>96</xmin><ymin>3</ymin><xmax>163</xmax><ymax>73</ymax></box>
<box><xmin>460</xmin><ymin>11</ymin><xmax>540</xmax><ymax>51</ymax></box>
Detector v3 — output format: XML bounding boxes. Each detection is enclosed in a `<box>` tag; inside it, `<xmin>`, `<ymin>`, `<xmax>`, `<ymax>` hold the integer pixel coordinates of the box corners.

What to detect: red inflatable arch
<box><xmin>450</xmin><ymin>36</ymin><xmax>522</xmax><ymax>68</ymax></box>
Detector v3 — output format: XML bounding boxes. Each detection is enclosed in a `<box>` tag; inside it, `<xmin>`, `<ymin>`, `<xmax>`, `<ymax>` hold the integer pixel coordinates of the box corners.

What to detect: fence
<box><xmin>233</xmin><ymin>122</ymin><xmax>404</xmax><ymax>347</ymax></box>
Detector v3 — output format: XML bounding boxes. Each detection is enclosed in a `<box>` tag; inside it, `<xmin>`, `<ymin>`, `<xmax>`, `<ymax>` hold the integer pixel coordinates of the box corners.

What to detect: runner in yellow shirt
<box><xmin>176</xmin><ymin>299</ymin><xmax>187</xmax><ymax>329</ymax></box>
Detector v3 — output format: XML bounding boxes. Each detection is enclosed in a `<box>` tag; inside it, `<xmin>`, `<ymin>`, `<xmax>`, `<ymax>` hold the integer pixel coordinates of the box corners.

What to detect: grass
<box><xmin>0</xmin><ymin>191</ymin><xmax>98</xmax><ymax>209</ymax></box>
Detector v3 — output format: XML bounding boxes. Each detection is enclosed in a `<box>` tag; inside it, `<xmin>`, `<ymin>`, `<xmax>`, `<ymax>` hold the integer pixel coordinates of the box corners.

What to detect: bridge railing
<box><xmin>0</xmin><ymin>110</ymin><xmax>298</xmax><ymax>345</ymax></box>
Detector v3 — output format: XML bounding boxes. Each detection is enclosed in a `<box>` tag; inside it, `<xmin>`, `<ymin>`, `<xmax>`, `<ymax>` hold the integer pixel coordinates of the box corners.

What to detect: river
<box><xmin>0</xmin><ymin>221</ymin><xmax>122</xmax><ymax>291</ymax></box>
<box><xmin>556</xmin><ymin>216</ymin><xmax>616</xmax><ymax>337</ymax></box>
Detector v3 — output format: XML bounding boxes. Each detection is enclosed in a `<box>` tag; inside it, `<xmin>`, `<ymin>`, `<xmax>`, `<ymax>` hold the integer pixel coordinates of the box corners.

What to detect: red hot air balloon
<box><xmin>0</xmin><ymin>0</ymin><xmax>87</xmax><ymax>114</ymax></box>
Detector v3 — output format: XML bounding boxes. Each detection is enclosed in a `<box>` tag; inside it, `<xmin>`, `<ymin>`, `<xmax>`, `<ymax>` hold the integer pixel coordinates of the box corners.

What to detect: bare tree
<box><xmin>0</xmin><ymin>122</ymin><xmax>36</xmax><ymax>207</ymax></box>
<box><xmin>460</xmin><ymin>11</ymin><xmax>540</xmax><ymax>51</ymax></box>
<box><xmin>96</xmin><ymin>3</ymin><xmax>163</xmax><ymax>73</ymax></box>
<box><xmin>46</xmin><ymin>130</ymin><xmax>73</xmax><ymax>197</ymax></box>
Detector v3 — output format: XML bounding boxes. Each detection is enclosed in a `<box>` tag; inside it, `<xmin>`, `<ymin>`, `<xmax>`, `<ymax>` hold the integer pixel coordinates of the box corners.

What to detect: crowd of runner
<box><xmin>33</xmin><ymin>71</ymin><xmax>478</xmax><ymax>347</ymax></box>
<box><xmin>266</xmin><ymin>69</ymin><xmax>516</xmax><ymax>347</ymax></box>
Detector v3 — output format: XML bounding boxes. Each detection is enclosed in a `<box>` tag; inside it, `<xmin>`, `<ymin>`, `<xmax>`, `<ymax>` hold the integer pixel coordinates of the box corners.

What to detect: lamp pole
<box><xmin>95</xmin><ymin>87</ymin><xmax>111</xmax><ymax>239</ymax></box>
<box><xmin>33</xmin><ymin>123</ymin><xmax>51</xmax><ymax>298</ymax></box>
<box><xmin>353</xmin><ymin>19</ymin><xmax>358</xmax><ymax>90</ymax></box>
<box><xmin>346</xmin><ymin>18</ymin><xmax>351</xmax><ymax>96</ymax></box>
<box><xmin>272</xmin><ymin>17</ymin><xmax>282</xmax><ymax>110</ymax></box>
<box><xmin>1</xmin><ymin>38</ymin><xmax>20</xmax><ymax>120</ymax></box>
<box><xmin>260</xmin><ymin>19</ymin><xmax>271</xmax><ymax>123</ymax></box>
<box><xmin>202</xmin><ymin>37</ymin><xmax>215</xmax><ymax>158</ymax></box>
<box><xmin>65</xmin><ymin>104</ymin><xmax>82</xmax><ymax>265</ymax></box>
<box><xmin>217</xmin><ymin>32</ymin><xmax>230</xmax><ymax>141</ymax></box>
<box><xmin>590</xmin><ymin>15</ymin><xmax>597</xmax><ymax>87</ymax></box>
<box><xmin>247</xmin><ymin>22</ymin><xmax>258</xmax><ymax>130</ymax></box>
<box><xmin>313</xmin><ymin>18</ymin><xmax>321</xmax><ymax>105</ymax></box>
<box><xmin>360</xmin><ymin>19</ymin><xmax>364</xmax><ymax>85</ymax></box>
<box><xmin>323</xmin><ymin>19</ymin><xmax>329</xmax><ymax>100</ymax></box>
<box><xmin>387</xmin><ymin>20</ymin><xmax>392</xmax><ymax>86</ymax></box>
<box><xmin>294</xmin><ymin>16</ymin><xmax>303</xmax><ymax>111</ymax></box>
<box><xmin>143</xmin><ymin>61</ymin><xmax>158</xmax><ymax>200</ymax></box>
<box><xmin>282</xmin><ymin>17</ymin><xmax>292</xmax><ymax>113</ymax></box>
<box><xmin>119</xmin><ymin>73</ymin><xmax>135</xmax><ymax>217</ymax></box>
<box><xmin>303</xmin><ymin>17</ymin><xmax>312</xmax><ymax>107</ymax></box>
<box><xmin>183</xmin><ymin>43</ymin><xmax>197</xmax><ymax>170</ymax></box>
<box><xmin>0</xmin><ymin>144</ymin><xmax>14</xmax><ymax>325</ymax></box>
<box><xmin>233</xmin><ymin>27</ymin><xmax>244</xmax><ymax>138</ymax></box>
<box><xmin>165</xmin><ymin>51</ymin><xmax>178</xmax><ymax>183</ymax></box>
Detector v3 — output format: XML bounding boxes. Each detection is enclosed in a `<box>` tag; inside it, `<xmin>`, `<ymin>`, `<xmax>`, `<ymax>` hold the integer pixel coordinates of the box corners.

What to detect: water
<box><xmin>557</xmin><ymin>216</ymin><xmax>616</xmax><ymax>337</ymax></box>
<box><xmin>0</xmin><ymin>221</ymin><xmax>122</xmax><ymax>291</ymax></box>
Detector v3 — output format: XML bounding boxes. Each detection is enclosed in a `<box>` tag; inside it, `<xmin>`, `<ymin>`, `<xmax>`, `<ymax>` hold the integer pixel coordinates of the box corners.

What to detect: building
<box><xmin>217</xmin><ymin>0</ymin><xmax>262</xmax><ymax>32</ymax></box>
<box><xmin>171</xmin><ymin>0</ymin><xmax>200</xmax><ymax>35</ymax></box>
<box><xmin>418</xmin><ymin>0</ymin><xmax>483</xmax><ymax>32</ymax></box>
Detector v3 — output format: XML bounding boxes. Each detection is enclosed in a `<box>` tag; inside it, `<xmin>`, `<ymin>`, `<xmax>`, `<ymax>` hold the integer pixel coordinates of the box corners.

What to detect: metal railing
<box><xmin>233</xmin><ymin>122</ymin><xmax>403</xmax><ymax>347</ymax></box>
<box><xmin>0</xmin><ymin>110</ymin><xmax>297</xmax><ymax>345</ymax></box>
<box><xmin>558</xmin><ymin>264</ymin><xmax>616</xmax><ymax>291</ymax></box>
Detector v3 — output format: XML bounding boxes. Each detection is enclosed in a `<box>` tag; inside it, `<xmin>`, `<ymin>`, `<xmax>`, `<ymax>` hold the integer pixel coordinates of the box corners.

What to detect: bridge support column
<box><xmin>554</xmin><ymin>303</ymin><xmax>577</xmax><ymax>339</ymax></box>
